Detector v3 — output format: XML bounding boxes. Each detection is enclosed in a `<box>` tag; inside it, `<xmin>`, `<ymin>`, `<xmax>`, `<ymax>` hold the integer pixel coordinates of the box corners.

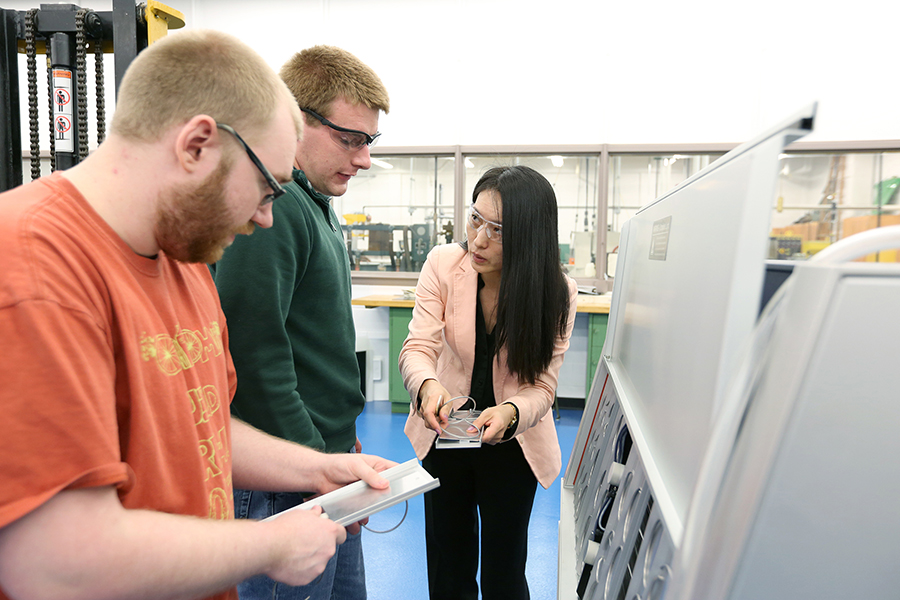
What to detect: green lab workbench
<box><xmin>352</xmin><ymin>294</ymin><xmax>610</xmax><ymax>414</ymax></box>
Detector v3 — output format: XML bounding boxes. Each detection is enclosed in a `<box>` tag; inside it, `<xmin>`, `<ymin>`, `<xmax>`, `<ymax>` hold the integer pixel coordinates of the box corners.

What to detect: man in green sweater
<box><xmin>210</xmin><ymin>46</ymin><xmax>389</xmax><ymax>600</ymax></box>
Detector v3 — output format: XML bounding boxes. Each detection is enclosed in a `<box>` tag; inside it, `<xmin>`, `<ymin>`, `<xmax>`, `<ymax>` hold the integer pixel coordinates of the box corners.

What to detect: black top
<box><xmin>468</xmin><ymin>276</ymin><xmax>520</xmax><ymax>440</ymax></box>
<box><xmin>470</xmin><ymin>275</ymin><xmax>496</xmax><ymax>412</ymax></box>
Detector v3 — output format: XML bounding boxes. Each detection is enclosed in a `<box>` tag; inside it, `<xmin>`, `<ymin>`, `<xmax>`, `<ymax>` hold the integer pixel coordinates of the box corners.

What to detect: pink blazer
<box><xmin>400</xmin><ymin>243</ymin><xmax>578</xmax><ymax>489</ymax></box>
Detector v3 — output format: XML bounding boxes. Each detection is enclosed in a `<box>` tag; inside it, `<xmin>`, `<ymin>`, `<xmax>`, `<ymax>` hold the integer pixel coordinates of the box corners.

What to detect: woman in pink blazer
<box><xmin>401</xmin><ymin>166</ymin><xmax>577</xmax><ymax>600</ymax></box>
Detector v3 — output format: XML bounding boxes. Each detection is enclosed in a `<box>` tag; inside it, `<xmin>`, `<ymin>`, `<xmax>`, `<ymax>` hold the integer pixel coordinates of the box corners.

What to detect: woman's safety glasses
<box><xmin>467</xmin><ymin>206</ymin><xmax>503</xmax><ymax>244</ymax></box>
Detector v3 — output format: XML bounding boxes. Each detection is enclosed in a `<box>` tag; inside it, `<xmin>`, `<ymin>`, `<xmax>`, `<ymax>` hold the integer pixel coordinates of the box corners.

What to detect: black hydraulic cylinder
<box><xmin>49</xmin><ymin>30</ymin><xmax>78</xmax><ymax>170</ymax></box>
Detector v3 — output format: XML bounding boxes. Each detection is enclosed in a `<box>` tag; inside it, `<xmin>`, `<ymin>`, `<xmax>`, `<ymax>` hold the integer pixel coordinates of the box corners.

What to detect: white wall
<box><xmin>186</xmin><ymin>0</ymin><xmax>900</xmax><ymax>145</ymax></box>
<box><xmin>11</xmin><ymin>0</ymin><xmax>899</xmax><ymax>150</ymax></box>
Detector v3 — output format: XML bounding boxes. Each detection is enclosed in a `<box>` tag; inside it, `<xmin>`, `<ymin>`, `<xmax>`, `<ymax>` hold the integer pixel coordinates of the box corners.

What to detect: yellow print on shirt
<box><xmin>200</xmin><ymin>427</ymin><xmax>233</xmax><ymax>519</ymax></box>
<box><xmin>140</xmin><ymin>321</ymin><xmax>224</xmax><ymax>376</ymax></box>
<box><xmin>198</xmin><ymin>425</ymin><xmax>230</xmax><ymax>482</ymax></box>
<box><xmin>188</xmin><ymin>384</ymin><xmax>222</xmax><ymax>426</ymax></box>
<box><xmin>208</xmin><ymin>488</ymin><xmax>231</xmax><ymax>520</ymax></box>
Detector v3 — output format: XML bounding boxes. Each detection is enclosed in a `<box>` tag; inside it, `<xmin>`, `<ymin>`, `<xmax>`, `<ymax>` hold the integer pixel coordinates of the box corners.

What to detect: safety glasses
<box><xmin>216</xmin><ymin>122</ymin><xmax>285</xmax><ymax>205</ymax></box>
<box><xmin>301</xmin><ymin>107</ymin><xmax>381</xmax><ymax>151</ymax></box>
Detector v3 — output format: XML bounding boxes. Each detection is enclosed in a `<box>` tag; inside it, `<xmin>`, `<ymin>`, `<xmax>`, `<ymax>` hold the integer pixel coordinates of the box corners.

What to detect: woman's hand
<box><xmin>472</xmin><ymin>403</ymin><xmax>517</xmax><ymax>444</ymax></box>
<box><xmin>417</xmin><ymin>379</ymin><xmax>452</xmax><ymax>435</ymax></box>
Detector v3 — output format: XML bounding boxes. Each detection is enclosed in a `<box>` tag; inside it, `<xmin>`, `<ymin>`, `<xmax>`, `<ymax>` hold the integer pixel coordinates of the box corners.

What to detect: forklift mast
<box><xmin>0</xmin><ymin>0</ymin><xmax>183</xmax><ymax>192</ymax></box>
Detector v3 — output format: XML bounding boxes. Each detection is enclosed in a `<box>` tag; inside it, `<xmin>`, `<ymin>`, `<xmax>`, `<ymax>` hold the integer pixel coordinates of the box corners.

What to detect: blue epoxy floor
<box><xmin>357</xmin><ymin>401</ymin><xmax>582</xmax><ymax>600</ymax></box>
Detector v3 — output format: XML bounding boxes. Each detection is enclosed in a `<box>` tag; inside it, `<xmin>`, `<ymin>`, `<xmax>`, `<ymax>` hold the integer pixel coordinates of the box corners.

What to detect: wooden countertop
<box><xmin>351</xmin><ymin>294</ymin><xmax>418</xmax><ymax>309</ymax></box>
<box><xmin>352</xmin><ymin>293</ymin><xmax>611</xmax><ymax>314</ymax></box>
<box><xmin>574</xmin><ymin>294</ymin><xmax>612</xmax><ymax>314</ymax></box>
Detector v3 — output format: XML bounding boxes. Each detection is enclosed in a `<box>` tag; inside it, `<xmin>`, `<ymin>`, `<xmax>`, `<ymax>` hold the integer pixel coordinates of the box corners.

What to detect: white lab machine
<box><xmin>558</xmin><ymin>103</ymin><xmax>858</xmax><ymax>600</ymax></box>
<box><xmin>561</xmin><ymin>101</ymin><xmax>900</xmax><ymax>599</ymax></box>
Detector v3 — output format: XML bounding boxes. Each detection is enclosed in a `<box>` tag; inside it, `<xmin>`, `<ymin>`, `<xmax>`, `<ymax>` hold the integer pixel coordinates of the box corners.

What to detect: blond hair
<box><xmin>112</xmin><ymin>29</ymin><xmax>301</xmax><ymax>143</ymax></box>
<box><xmin>279</xmin><ymin>45</ymin><xmax>390</xmax><ymax>119</ymax></box>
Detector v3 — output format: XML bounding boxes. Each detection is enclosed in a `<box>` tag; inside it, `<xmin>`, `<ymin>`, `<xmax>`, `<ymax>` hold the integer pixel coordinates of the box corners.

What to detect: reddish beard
<box><xmin>154</xmin><ymin>156</ymin><xmax>255</xmax><ymax>264</ymax></box>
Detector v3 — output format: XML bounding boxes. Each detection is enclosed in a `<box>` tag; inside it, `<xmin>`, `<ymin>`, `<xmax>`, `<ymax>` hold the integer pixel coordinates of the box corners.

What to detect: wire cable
<box><xmin>437</xmin><ymin>396</ymin><xmax>481</xmax><ymax>439</ymax></box>
<box><xmin>363</xmin><ymin>500</ymin><xmax>409</xmax><ymax>534</ymax></box>
<box><xmin>614</xmin><ymin>424</ymin><xmax>629</xmax><ymax>463</ymax></box>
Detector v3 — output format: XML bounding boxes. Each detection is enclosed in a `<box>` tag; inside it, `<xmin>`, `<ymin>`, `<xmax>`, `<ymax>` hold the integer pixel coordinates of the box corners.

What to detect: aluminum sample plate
<box><xmin>265</xmin><ymin>459</ymin><xmax>440</xmax><ymax>526</ymax></box>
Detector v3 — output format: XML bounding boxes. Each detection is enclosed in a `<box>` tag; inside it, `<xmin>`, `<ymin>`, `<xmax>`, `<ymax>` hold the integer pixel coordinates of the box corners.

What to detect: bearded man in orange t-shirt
<box><xmin>0</xmin><ymin>29</ymin><xmax>392</xmax><ymax>600</ymax></box>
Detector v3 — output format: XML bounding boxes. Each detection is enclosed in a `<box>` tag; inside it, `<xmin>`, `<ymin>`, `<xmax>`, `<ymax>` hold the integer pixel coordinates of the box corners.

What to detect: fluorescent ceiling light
<box><xmin>371</xmin><ymin>158</ymin><xmax>393</xmax><ymax>169</ymax></box>
<box><xmin>465</xmin><ymin>158</ymin><xmax>474</xmax><ymax>169</ymax></box>
<box><xmin>549</xmin><ymin>155</ymin><xmax>564</xmax><ymax>168</ymax></box>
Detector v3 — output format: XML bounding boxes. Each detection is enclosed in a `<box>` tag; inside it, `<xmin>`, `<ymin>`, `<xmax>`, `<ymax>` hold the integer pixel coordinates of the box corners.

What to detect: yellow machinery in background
<box><xmin>145</xmin><ymin>0</ymin><xmax>184</xmax><ymax>44</ymax></box>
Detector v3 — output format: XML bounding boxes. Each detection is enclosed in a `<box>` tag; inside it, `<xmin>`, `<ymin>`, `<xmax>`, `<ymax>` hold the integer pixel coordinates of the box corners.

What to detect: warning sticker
<box><xmin>52</xmin><ymin>69</ymin><xmax>74</xmax><ymax>153</ymax></box>
<box><xmin>649</xmin><ymin>216</ymin><xmax>672</xmax><ymax>261</ymax></box>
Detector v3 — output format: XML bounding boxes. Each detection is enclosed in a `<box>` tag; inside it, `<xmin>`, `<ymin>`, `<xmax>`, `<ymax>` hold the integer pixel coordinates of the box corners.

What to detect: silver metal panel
<box><xmin>564</xmin><ymin>358</ymin><xmax>612</xmax><ymax>488</ymax></box>
<box><xmin>604</xmin><ymin>105</ymin><xmax>815</xmax><ymax>532</ymax></box>
<box><xmin>626</xmin><ymin>500</ymin><xmax>676</xmax><ymax>600</ymax></box>
<box><xmin>673</xmin><ymin>257</ymin><xmax>900</xmax><ymax>600</ymax></box>
<box><xmin>573</xmin><ymin>398</ymin><xmax>622</xmax><ymax>561</ymax></box>
<box><xmin>591</xmin><ymin>451</ymin><xmax>652</xmax><ymax>599</ymax></box>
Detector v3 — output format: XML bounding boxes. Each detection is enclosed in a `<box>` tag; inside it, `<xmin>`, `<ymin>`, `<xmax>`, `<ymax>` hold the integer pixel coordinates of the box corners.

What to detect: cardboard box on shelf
<box><xmin>770</xmin><ymin>221</ymin><xmax>830</xmax><ymax>242</ymax></box>
<box><xmin>841</xmin><ymin>215</ymin><xmax>900</xmax><ymax>262</ymax></box>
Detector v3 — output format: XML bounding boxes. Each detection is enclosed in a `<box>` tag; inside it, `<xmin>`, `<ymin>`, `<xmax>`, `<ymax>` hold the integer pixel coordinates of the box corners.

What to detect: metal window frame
<box><xmin>362</xmin><ymin>140</ymin><xmax>900</xmax><ymax>288</ymax></box>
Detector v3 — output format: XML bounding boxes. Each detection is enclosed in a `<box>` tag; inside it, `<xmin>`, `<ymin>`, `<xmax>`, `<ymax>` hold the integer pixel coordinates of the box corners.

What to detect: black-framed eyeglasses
<box><xmin>300</xmin><ymin>107</ymin><xmax>381</xmax><ymax>150</ymax></box>
<box><xmin>216</xmin><ymin>123</ymin><xmax>285</xmax><ymax>205</ymax></box>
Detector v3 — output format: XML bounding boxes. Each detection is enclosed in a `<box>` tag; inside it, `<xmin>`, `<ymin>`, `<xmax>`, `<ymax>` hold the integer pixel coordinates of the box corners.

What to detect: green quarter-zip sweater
<box><xmin>211</xmin><ymin>169</ymin><xmax>363</xmax><ymax>453</ymax></box>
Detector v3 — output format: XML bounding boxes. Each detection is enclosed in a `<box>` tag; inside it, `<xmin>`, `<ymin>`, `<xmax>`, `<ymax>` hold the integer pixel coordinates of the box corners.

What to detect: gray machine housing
<box><xmin>674</xmin><ymin>255</ymin><xmax>900</xmax><ymax>600</ymax></box>
<box><xmin>560</xmin><ymin>101</ymin><xmax>900</xmax><ymax>600</ymax></box>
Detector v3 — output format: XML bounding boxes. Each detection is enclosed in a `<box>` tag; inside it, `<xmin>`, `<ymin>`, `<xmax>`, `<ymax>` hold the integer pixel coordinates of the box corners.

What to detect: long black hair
<box><xmin>469</xmin><ymin>165</ymin><xmax>570</xmax><ymax>385</ymax></box>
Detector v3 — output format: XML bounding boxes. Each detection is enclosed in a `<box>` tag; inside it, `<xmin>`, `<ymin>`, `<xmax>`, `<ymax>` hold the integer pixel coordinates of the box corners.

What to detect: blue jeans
<box><xmin>234</xmin><ymin>489</ymin><xmax>367</xmax><ymax>600</ymax></box>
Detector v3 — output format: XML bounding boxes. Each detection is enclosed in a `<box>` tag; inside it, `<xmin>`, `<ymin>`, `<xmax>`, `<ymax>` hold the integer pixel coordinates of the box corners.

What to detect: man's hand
<box><xmin>232</xmin><ymin>419</ymin><xmax>395</xmax><ymax>496</ymax></box>
<box><xmin>260</xmin><ymin>504</ymin><xmax>346</xmax><ymax>586</ymax></box>
<box><xmin>310</xmin><ymin>452</ymin><xmax>396</xmax><ymax>496</ymax></box>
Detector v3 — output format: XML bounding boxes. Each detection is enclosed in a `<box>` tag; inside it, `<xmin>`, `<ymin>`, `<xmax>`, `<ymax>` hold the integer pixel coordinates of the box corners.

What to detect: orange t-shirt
<box><xmin>0</xmin><ymin>174</ymin><xmax>238</xmax><ymax>600</ymax></box>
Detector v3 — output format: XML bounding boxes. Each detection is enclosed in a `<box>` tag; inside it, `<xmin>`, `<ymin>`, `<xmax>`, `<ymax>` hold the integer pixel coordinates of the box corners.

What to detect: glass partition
<box><xmin>336</xmin><ymin>155</ymin><xmax>455</xmax><ymax>272</ymax></box>
<box><xmin>464</xmin><ymin>154</ymin><xmax>600</xmax><ymax>278</ymax></box>
<box><xmin>769</xmin><ymin>151</ymin><xmax>900</xmax><ymax>262</ymax></box>
<box><xmin>334</xmin><ymin>146</ymin><xmax>900</xmax><ymax>281</ymax></box>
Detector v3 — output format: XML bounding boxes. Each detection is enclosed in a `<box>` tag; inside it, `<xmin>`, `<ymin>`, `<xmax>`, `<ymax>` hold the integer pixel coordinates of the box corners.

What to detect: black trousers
<box><xmin>422</xmin><ymin>439</ymin><xmax>538</xmax><ymax>600</ymax></box>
